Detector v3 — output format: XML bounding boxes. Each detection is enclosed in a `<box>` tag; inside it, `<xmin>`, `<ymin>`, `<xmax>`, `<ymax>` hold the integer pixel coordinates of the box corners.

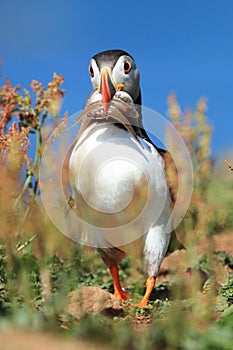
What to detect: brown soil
<box><xmin>0</xmin><ymin>329</ymin><xmax>112</xmax><ymax>350</ymax></box>
<box><xmin>67</xmin><ymin>286</ymin><xmax>124</xmax><ymax>319</ymax></box>
<box><xmin>160</xmin><ymin>231</ymin><xmax>233</xmax><ymax>273</ymax></box>
<box><xmin>198</xmin><ymin>230</ymin><xmax>233</xmax><ymax>255</ymax></box>
<box><xmin>158</xmin><ymin>231</ymin><xmax>233</xmax><ymax>287</ymax></box>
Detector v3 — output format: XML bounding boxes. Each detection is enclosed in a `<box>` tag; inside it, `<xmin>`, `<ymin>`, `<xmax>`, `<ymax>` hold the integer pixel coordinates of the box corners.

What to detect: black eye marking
<box><xmin>124</xmin><ymin>62</ymin><xmax>131</xmax><ymax>74</ymax></box>
<box><xmin>89</xmin><ymin>65</ymin><xmax>94</xmax><ymax>77</ymax></box>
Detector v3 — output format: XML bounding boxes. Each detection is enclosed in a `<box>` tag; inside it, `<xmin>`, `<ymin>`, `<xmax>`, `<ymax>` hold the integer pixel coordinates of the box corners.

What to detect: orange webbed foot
<box><xmin>109</xmin><ymin>265</ymin><xmax>131</xmax><ymax>301</ymax></box>
<box><xmin>114</xmin><ymin>290</ymin><xmax>131</xmax><ymax>301</ymax></box>
<box><xmin>131</xmin><ymin>299</ymin><xmax>149</xmax><ymax>308</ymax></box>
<box><xmin>131</xmin><ymin>276</ymin><xmax>156</xmax><ymax>308</ymax></box>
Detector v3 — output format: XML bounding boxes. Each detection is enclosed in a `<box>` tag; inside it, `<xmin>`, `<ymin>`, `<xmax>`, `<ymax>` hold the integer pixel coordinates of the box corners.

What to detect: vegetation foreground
<box><xmin>0</xmin><ymin>75</ymin><xmax>233</xmax><ymax>349</ymax></box>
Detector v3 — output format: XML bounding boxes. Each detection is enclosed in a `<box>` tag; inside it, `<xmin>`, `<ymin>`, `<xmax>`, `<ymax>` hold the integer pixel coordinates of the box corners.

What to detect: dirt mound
<box><xmin>66</xmin><ymin>286</ymin><xmax>124</xmax><ymax>320</ymax></box>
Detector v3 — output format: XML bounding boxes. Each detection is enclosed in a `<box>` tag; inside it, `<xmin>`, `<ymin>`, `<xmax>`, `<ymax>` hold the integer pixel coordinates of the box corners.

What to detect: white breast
<box><xmin>69</xmin><ymin>122</ymin><xmax>170</xmax><ymax>246</ymax></box>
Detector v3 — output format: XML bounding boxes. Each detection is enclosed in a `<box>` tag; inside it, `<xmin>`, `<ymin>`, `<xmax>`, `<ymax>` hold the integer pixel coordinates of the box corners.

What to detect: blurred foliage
<box><xmin>0</xmin><ymin>74</ymin><xmax>67</xmax><ymax>252</ymax></box>
<box><xmin>167</xmin><ymin>94</ymin><xmax>216</xmax><ymax>243</ymax></box>
<box><xmin>166</xmin><ymin>93</ymin><xmax>233</xmax><ymax>276</ymax></box>
<box><xmin>0</xmin><ymin>78</ymin><xmax>233</xmax><ymax>349</ymax></box>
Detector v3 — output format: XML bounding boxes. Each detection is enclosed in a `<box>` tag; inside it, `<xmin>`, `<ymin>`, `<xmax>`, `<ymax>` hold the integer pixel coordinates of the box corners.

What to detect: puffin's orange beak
<box><xmin>100</xmin><ymin>67</ymin><xmax>116</xmax><ymax>114</ymax></box>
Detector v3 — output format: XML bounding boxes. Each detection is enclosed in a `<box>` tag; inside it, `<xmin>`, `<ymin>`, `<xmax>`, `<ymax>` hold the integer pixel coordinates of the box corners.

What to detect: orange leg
<box><xmin>132</xmin><ymin>276</ymin><xmax>156</xmax><ymax>307</ymax></box>
<box><xmin>109</xmin><ymin>265</ymin><xmax>131</xmax><ymax>300</ymax></box>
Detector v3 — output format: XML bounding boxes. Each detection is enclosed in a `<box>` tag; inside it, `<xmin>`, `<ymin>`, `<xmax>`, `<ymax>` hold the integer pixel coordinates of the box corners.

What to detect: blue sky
<box><xmin>0</xmin><ymin>0</ymin><xmax>233</xmax><ymax>156</ymax></box>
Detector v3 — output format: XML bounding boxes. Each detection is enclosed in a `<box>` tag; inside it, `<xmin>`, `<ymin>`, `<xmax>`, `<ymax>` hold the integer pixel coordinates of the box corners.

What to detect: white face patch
<box><xmin>112</xmin><ymin>55</ymin><xmax>140</xmax><ymax>101</ymax></box>
<box><xmin>89</xmin><ymin>58</ymin><xmax>101</xmax><ymax>89</ymax></box>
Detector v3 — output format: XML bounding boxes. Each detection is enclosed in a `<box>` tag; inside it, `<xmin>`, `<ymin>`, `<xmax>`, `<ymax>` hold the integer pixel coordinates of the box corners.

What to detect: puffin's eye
<box><xmin>89</xmin><ymin>65</ymin><xmax>94</xmax><ymax>77</ymax></box>
<box><xmin>124</xmin><ymin>62</ymin><xmax>131</xmax><ymax>74</ymax></box>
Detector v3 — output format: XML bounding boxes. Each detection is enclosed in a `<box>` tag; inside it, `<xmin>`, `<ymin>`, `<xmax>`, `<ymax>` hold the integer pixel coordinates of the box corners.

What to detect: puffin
<box><xmin>68</xmin><ymin>49</ymin><xmax>181</xmax><ymax>307</ymax></box>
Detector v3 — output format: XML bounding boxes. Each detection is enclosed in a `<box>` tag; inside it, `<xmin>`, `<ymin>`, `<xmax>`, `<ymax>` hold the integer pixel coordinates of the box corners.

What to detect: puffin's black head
<box><xmin>88</xmin><ymin>49</ymin><xmax>141</xmax><ymax>112</ymax></box>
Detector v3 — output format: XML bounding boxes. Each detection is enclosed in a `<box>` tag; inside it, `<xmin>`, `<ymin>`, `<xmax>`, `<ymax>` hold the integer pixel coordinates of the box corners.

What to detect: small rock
<box><xmin>66</xmin><ymin>286</ymin><xmax>124</xmax><ymax>320</ymax></box>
